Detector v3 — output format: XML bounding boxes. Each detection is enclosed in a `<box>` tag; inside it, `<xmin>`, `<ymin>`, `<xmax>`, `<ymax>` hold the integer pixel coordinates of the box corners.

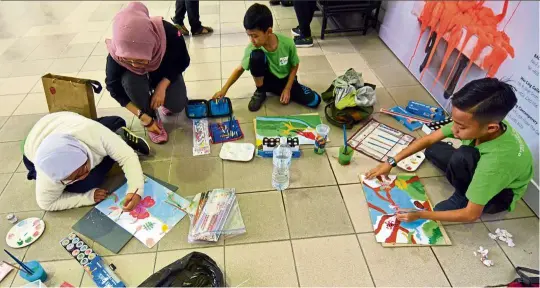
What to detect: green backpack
<box><xmin>322</xmin><ymin>83</ymin><xmax>375</xmax><ymax>129</ymax></box>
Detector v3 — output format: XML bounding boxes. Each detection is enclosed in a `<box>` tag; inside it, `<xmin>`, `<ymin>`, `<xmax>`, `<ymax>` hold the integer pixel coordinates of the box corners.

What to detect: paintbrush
<box><xmin>396</xmin><ymin>208</ymin><xmax>425</xmax><ymax>214</ymax></box>
<box><xmin>3</xmin><ymin>250</ymin><xmax>33</xmax><ymax>275</ymax></box>
<box><xmin>342</xmin><ymin>124</ymin><xmax>347</xmax><ymax>150</ymax></box>
<box><xmin>117</xmin><ymin>188</ymin><xmax>139</xmax><ymax>220</ymax></box>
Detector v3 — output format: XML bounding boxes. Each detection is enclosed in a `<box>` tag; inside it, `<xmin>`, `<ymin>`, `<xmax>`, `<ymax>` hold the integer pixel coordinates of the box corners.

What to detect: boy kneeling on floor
<box><xmin>365</xmin><ymin>78</ymin><xmax>533</xmax><ymax>223</ymax></box>
<box><xmin>212</xmin><ymin>3</ymin><xmax>321</xmax><ymax>111</ymax></box>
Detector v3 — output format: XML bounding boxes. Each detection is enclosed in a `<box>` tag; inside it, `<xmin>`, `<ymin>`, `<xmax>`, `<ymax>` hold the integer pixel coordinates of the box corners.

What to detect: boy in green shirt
<box><xmin>212</xmin><ymin>3</ymin><xmax>321</xmax><ymax>112</ymax></box>
<box><xmin>365</xmin><ymin>78</ymin><xmax>533</xmax><ymax>223</ymax></box>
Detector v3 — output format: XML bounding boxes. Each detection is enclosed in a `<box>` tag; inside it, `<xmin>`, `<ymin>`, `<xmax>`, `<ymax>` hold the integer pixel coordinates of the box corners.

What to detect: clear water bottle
<box><xmin>272</xmin><ymin>137</ymin><xmax>292</xmax><ymax>191</ymax></box>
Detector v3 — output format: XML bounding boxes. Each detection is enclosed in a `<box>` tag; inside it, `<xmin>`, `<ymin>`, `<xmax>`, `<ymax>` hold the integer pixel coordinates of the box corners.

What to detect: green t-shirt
<box><xmin>241</xmin><ymin>33</ymin><xmax>300</xmax><ymax>79</ymax></box>
<box><xmin>441</xmin><ymin>121</ymin><xmax>533</xmax><ymax>211</ymax></box>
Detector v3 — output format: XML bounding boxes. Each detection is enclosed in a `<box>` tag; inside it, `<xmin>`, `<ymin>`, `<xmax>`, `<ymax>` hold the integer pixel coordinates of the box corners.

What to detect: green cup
<box><xmin>338</xmin><ymin>145</ymin><xmax>354</xmax><ymax>165</ymax></box>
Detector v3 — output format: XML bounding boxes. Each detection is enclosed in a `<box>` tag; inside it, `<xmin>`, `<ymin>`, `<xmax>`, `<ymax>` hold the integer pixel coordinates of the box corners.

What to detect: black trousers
<box><xmin>293</xmin><ymin>0</ymin><xmax>316</xmax><ymax>37</ymax></box>
<box><xmin>173</xmin><ymin>0</ymin><xmax>202</xmax><ymax>33</ymax></box>
<box><xmin>23</xmin><ymin>116</ymin><xmax>125</xmax><ymax>193</ymax></box>
<box><xmin>249</xmin><ymin>50</ymin><xmax>321</xmax><ymax>108</ymax></box>
<box><xmin>425</xmin><ymin>142</ymin><xmax>513</xmax><ymax>213</ymax></box>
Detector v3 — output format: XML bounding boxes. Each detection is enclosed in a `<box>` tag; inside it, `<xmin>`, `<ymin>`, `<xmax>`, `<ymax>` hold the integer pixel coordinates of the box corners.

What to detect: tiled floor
<box><xmin>0</xmin><ymin>1</ymin><xmax>538</xmax><ymax>287</ymax></box>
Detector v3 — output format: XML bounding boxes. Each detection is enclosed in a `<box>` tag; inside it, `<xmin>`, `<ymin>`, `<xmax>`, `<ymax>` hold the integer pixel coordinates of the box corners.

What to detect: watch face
<box><xmin>387</xmin><ymin>157</ymin><xmax>396</xmax><ymax>167</ymax></box>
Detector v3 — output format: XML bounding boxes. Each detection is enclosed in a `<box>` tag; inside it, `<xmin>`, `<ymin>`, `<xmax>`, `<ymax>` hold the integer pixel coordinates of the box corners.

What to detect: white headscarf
<box><xmin>35</xmin><ymin>134</ymin><xmax>88</xmax><ymax>182</ymax></box>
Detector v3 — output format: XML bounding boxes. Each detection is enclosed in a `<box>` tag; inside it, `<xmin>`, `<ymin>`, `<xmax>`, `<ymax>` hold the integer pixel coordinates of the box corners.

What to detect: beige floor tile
<box><xmin>0</xmin><ymin>37</ymin><xmax>41</xmax><ymax>63</ymax></box>
<box><xmin>185</xmin><ymin>62</ymin><xmax>221</xmax><ymax>82</ymax></box>
<box><xmin>284</xmin><ymin>186</ymin><xmax>354</xmax><ymax>238</ymax></box>
<box><xmin>349</xmin><ymin>33</ymin><xmax>389</xmax><ymax>52</ymax></box>
<box><xmin>272</xmin><ymin>6</ymin><xmax>297</xmax><ymax>19</ymax></box>
<box><xmin>189</xmin><ymin>47</ymin><xmax>221</xmax><ymax>63</ymax></box>
<box><xmin>484</xmin><ymin>217</ymin><xmax>539</xmax><ymax>268</ymax></box>
<box><xmin>297</xmin><ymin>55</ymin><xmax>332</xmax><ymax>73</ymax></box>
<box><xmin>386</xmin><ymin>85</ymin><xmax>440</xmax><ymax>108</ymax></box>
<box><xmin>134</xmin><ymin>131</ymin><xmax>173</xmax><ymax>161</ymax></box>
<box><xmin>326</xmin><ymin>53</ymin><xmax>370</xmax><ymax>73</ymax></box>
<box><xmin>140</xmin><ymin>160</ymin><xmax>171</xmax><ymax>183</ymax></box>
<box><xmin>155</xmin><ymin>246</ymin><xmax>225</xmax><ymax>272</ymax></box>
<box><xmin>340</xmin><ymin>184</ymin><xmax>373</xmax><ymax>233</ymax></box>
<box><xmin>296</xmin><ymin>42</ymin><xmax>325</xmax><ymax>57</ymax></box>
<box><xmin>357</xmin><ymin>233</ymin><xmax>450</xmax><ymax>287</ymax></box>
<box><xmin>220</xmin><ymin>22</ymin><xmax>245</xmax><ymax>35</ymax></box>
<box><xmin>231</xmin><ymin>97</ymin><xmax>266</xmax><ymax>124</ymax></box>
<box><xmin>93</xmin><ymin>236</ymin><xmax>157</xmax><ymax>257</ymax></box>
<box><xmin>0</xmin><ymin>94</ymin><xmax>25</xmax><ymax>116</ymax></box>
<box><xmin>0</xmin><ymin>62</ymin><xmax>15</xmax><ymax>78</ymax></box>
<box><xmin>97</xmin><ymin>92</ymin><xmax>122</xmax><ymax>109</ymax></box>
<box><xmin>0</xmin><ymin>173</ymin><xmax>11</xmax><ymax>194</ymax></box>
<box><xmin>188</xmin><ymin>34</ymin><xmax>222</xmax><ymax>49</ymax></box>
<box><xmin>317</xmin><ymin>37</ymin><xmax>356</xmax><ymax>55</ymax></box>
<box><xmin>25</xmin><ymin>207</ymin><xmax>92</xmax><ymax>261</ymax></box>
<box><xmin>169</xmin><ymin>157</ymin><xmax>223</xmax><ymax>196</ymax></box>
<box><xmin>293</xmin><ymin>235</ymin><xmax>373</xmax><ymax>287</ymax></box>
<box><xmin>277</xmin><ymin>18</ymin><xmax>319</xmax><ymax>31</ymax></box>
<box><xmin>0</xmin><ymin>114</ymin><xmax>45</xmax><ymax>142</ymax></box>
<box><xmin>0</xmin><ymin>76</ymin><xmax>41</xmax><ymax>96</ymax></box>
<box><xmin>225</xmin><ymin>241</ymin><xmax>298</xmax><ymax>287</ymax></box>
<box><xmin>96</xmin><ymin>107</ymin><xmax>134</xmax><ymax>128</ymax></box>
<box><xmin>220</xmin><ymin>46</ymin><xmax>244</xmax><ymax>62</ymax></box>
<box><xmin>157</xmin><ymin>215</ymin><xmax>224</xmax><ymax>251</ymax></box>
<box><xmin>221</xmin><ymin>33</ymin><xmax>248</xmax><ymax>47</ymax></box>
<box><xmin>221</xmin><ymin>60</ymin><xmax>249</xmax><ymax>79</ymax></box>
<box><xmin>13</xmin><ymin>92</ymin><xmax>49</xmax><ymax>115</ymax></box>
<box><xmin>91</xmin><ymin>42</ymin><xmax>108</xmax><ymax>56</ymax></box>
<box><xmin>80</xmin><ymin>252</ymin><xmax>156</xmax><ymax>287</ymax></box>
<box><xmin>358</xmin><ymin>47</ymin><xmax>400</xmax><ymax>69</ymax></box>
<box><xmin>372</xmin><ymin>87</ymin><xmax>398</xmax><ymax>111</ymax></box>
<box><xmin>8</xmin><ymin>59</ymin><xmax>52</xmax><ymax>78</ymax></box>
<box><xmin>61</xmin><ymin>43</ymin><xmax>97</xmax><ymax>58</ymax></box>
<box><xmin>69</xmin><ymin>31</ymin><xmax>104</xmax><ymax>45</ymax></box>
<box><xmin>26</xmin><ymin>43</ymin><xmax>69</xmax><ymax>60</ymax></box>
<box><xmin>224</xmin><ymin>156</ymin><xmax>273</xmax><ymax>193</ymax></box>
<box><xmin>186</xmin><ymin>79</ymin><xmax>222</xmax><ymax>99</ymax></box>
<box><xmin>296</xmin><ymin>70</ymin><xmax>336</xmax><ymax>94</ymax></box>
<box><xmin>48</xmin><ymin>57</ymin><xmax>87</xmax><ymax>74</ymax></box>
<box><xmin>0</xmin><ymin>211</ymin><xmax>45</xmax><ymax>263</ymax></box>
<box><xmin>328</xmin><ymin>147</ymin><xmax>368</xmax><ymax>185</ymax></box>
<box><xmin>225</xmin><ymin>191</ymin><xmax>289</xmax><ymax>244</ymax></box>
<box><xmin>11</xmin><ymin>259</ymin><xmax>85</xmax><ymax>287</ymax></box>
<box><xmin>432</xmin><ymin>223</ymin><xmax>516</xmax><ymax>287</ymax></box>
<box><xmin>289</xmin><ymin>150</ymin><xmax>336</xmax><ymax>188</ymax></box>
<box><xmin>80</xmin><ymin>55</ymin><xmax>107</xmax><ymax>72</ymax></box>
<box><xmin>372</xmin><ymin>63</ymin><xmax>418</xmax><ymax>88</ymax></box>
<box><xmin>0</xmin><ymin>116</ymin><xmax>6</xmax><ymax>130</ymax></box>
<box><xmin>225</xmin><ymin>77</ymin><xmax>254</xmax><ymax>99</ymax></box>
<box><xmin>220</xmin><ymin>11</ymin><xmax>246</xmax><ymax>23</ymax></box>
<box><xmin>0</xmin><ymin>142</ymin><xmax>23</xmax><ymax>174</ymax></box>
<box><xmin>481</xmin><ymin>199</ymin><xmax>535</xmax><ymax>222</ymax></box>
<box><xmin>0</xmin><ymin>173</ymin><xmax>40</xmax><ymax>213</ymax></box>
<box><xmin>76</xmin><ymin>70</ymin><xmax>106</xmax><ymax>83</ymax></box>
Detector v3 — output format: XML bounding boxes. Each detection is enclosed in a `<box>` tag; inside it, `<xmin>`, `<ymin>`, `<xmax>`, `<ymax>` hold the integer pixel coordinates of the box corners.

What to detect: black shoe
<box><xmin>269</xmin><ymin>0</ymin><xmax>280</xmax><ymax>5</ymax></box>
<box><xmin>291</xmin><ymin>26</ymin><xmax>301</xmax><ymax>37</ymax></box>
<box><xmin>121</xmin><ymin>127</ymin><xmax>151</xmax><ymax>156</ymax></box>
<box><xmin>294</xmin><ymin>36</ymin><xmax>314</xmax><ymax>48</ymax></box>
<box><xmin>248</xmin><ymin>90</ymin><xmax>267</xmax><ymax>112</ymax></box>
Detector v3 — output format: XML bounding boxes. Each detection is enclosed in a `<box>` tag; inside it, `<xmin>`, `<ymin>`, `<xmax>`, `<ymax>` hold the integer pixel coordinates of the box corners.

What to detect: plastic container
<box><xmin>272</xmin><ymin>137</ymin><xmax>292</xmax><ymax>191</ymax></box>
<box><xmin>19</xmin><ymin>261</ymin><xmax>47</xmax><ymax>283</ymax></box>
<box><xmin>338</xmin><ymin>145</ymin><xmax>354</xmax><ymax>165</ymax></box>
<box><xmin>314</xmin><ymin>124</ymin><xmax>330</xmax><ymax>154</ymax></box>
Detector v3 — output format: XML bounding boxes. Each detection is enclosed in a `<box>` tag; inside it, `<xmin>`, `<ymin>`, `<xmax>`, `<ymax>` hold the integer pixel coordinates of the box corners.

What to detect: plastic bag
<box><xmin>138</xmin><ymin>252</ymin><xmax>224</xmax><ymax>287</ymax></box>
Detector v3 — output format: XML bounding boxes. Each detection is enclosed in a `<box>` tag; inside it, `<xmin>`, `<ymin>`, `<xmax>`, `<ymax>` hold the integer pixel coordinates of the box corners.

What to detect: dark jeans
<box><xmin>425</xmin><ymin>141</ymin><xmax>513</xmax><ymax>214</ymax></box>
<box><xmin>173</xmin><ymin>0</ymin><xmax>202</xmax><ymax>33</ymax></box>
<box><xmin>249</xmin><ymin>50</ymin><xmax>321</xmax><ymax>108</ymax></box>
<box><xmin>293</xmin><ymin>0</ymin><xmax>316</xmax><ymax>37</ymax></box>
<box><xmin>23</xmin><ymin>116</ymin><xmax>125</xmax><ymax>193</ymax></box>
<box><xmin>121</xmin><ymin>72</ymin><xmax>188</xmax><ymax>119</ymax></box>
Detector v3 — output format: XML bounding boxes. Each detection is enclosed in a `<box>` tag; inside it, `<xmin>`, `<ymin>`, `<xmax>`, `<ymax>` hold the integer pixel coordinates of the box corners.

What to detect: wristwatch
<box><xmin>387</xmin><ymin>156</ymin><xmax>397</xmax><ymax>167</ymax></box>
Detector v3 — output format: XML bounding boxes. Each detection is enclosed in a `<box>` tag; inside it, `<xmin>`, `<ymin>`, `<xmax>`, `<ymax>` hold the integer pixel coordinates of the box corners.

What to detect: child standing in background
<box><xmin>212</xmin><ymin>3</ymin><xmax>321</xmax><ymax>112</ymax></box>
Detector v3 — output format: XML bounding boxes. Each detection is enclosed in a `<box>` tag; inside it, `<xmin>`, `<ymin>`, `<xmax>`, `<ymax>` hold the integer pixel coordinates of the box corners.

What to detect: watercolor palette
<box><xmin>59</xmin><ymin>232</ymin><xmax>97</xmax><ymax>266</ymax></box>
<box><xmin>6</xmin><ymin>217</ymin><xmax>45</xmax><ymax>248</ymax></box>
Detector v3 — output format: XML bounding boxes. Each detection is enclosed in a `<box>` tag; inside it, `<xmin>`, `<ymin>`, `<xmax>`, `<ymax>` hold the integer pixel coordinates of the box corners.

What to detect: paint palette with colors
<box><xmin>6</xmin><ymin>218</ymin><xmax>45</xmax><ymax>248</ymax></box>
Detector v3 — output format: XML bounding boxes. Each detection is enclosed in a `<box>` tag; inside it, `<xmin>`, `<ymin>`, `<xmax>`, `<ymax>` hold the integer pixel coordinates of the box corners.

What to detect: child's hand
<box><xmin>280</xmin><ymin>88</ymin><xmax>291</xmax><ymax>104</ymax></box>
<box><xmin>212</xmin><ymin>90</ymin><xmax>226</xmax><ymax>99</ymax></box>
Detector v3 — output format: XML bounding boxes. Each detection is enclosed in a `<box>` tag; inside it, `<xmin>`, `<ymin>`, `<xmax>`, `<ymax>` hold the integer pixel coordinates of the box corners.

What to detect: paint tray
<box><xmin>209</xmin><ymin>119</ymin><xmax>243</xmax><ymax>144</ymax></box>
<box><xmin>397</xmin><ymin>151</ymin><xmax>425</xmax><ymax>172</ymax></box>
<box><xmin>219</xmin><ymin>143</ymin><xmax>255</xmax><ymax>162</ymax></box>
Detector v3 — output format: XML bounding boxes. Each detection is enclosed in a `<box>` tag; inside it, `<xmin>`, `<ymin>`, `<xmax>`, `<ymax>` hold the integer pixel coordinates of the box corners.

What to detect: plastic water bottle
<box><xmin>272</xmin><ymin>137</ymin><xmax>292</xmax><ymax>191</ymax></box>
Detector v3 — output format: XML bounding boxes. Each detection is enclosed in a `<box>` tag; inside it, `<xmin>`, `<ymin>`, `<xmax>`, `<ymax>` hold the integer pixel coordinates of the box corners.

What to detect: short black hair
<box><xmin>244</xmin><ymin>3</ymin><xmax>273</xmax><ymax>31</ymax></box>
<box><xmin>452</xmin><ymin>78</ymin><xmax>517</xmax><ymax>124</ymax></box>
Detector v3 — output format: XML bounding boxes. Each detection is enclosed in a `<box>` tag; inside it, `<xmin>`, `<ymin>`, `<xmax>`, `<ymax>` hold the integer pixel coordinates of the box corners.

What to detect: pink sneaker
<box><xmin>148</xmin><ymin>119</ymin><xmax>168</xmax><ymax>144</ymax></box>
<box><xmin>160</xmin><ymin>106</ymin><xmax>174</xmax><ymax>116</ymax></box>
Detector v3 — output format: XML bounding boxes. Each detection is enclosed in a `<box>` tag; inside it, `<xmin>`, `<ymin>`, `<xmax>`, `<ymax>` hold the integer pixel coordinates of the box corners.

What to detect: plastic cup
<box><xmin>314</xmin><ymin>124</ymin><xmax>330</xmax><ymax>154</ymax></box>
<box><xmin>19</xmin><ymin>261</ymin><xmax>48</xmax><ymax>283</ymax></box>
<box><xmin>338</xmin><ymin>145</ymin><xmax>354</xmax><ymax>165</ymax></box>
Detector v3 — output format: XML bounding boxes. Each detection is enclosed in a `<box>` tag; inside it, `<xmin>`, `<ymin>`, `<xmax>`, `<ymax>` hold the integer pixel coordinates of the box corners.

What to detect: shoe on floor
<box><xmin>173</xmin><ymin>23</ymin><xmax>190</xmax><ymax>35</ymax></box>
<box><xmin>291</xmin><ymin>26</ymin><xmax>301</xmax><ymax>37</ymax></box>
<box><xmin>248</xmin><ymin>90</ymin><xmax>267</xmax><ymax>112</ymax></box>
<box><xmin>294</xmin><ymin>36</ymin><xmax>314</xmax><ymax>48</ymax></box>
<box><xmin>121</xmin><ymin>127</ymin><xmax>151</xmax><ymax>155</ymax></box>
<box><xmin>269</xmin><ymin>0</ymin><xmax>280</xmax><ymax>5</ymax></box>
<box><xmin>160</xmin><ymin>106</ymin><xmax>174</xmax><ymax>116</ymax></box>
<box><xmin>148</xmin><ymin>119</ymin><xmax>168</xmax><ymax>144</ymax></box>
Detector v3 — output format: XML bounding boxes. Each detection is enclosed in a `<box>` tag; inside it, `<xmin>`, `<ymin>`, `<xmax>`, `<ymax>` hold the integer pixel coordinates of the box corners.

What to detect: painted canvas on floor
<box><xmin>95</xmin><ymin>177</ymin><xmax>190</xmax><ymax>248</ymax></box>
<box><xmin>361</xmin><ymin>174</ymin><xmax>449</xmax><ymax>246</ymax></box>
<box><xmin>253</xmin><ymin>114</ymin><xmax>322</xmax><ymax>157</ymax></box>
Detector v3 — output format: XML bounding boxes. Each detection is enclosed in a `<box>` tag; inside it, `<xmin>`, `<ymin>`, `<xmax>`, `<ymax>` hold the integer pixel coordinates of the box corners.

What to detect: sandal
<box><xmin>143</xmin><ymin>118</ymin><xmax>168</xmax><ymax>144</ymax></box>
<box><xmin>192</xmin><ymin>26</ymin><xmax>214</xmax><ymax>36</ymax></box>
<box><xmin>173</xmin><ymin>23</ymin><xmax>190</xmax><ymax>35</ymax></box>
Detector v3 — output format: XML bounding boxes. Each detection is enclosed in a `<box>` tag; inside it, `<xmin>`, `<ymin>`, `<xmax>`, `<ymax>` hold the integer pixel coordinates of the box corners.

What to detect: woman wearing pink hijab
<box><xmin>105</xmin><ymin>2</ymin><xmax>190</xmax><ymax>144</ymax></box>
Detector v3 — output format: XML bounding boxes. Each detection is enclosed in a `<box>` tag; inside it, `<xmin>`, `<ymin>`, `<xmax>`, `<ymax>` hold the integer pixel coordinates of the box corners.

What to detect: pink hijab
<box><xmin>105</xmin><ymin>2</ymin><xmax>167</xmax><ymax>75</ymax></box>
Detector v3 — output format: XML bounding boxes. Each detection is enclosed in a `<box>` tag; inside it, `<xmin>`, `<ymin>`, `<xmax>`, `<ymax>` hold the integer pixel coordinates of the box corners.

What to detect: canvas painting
<box><xmin>362</xmin><ymin>174</ymin><xmax>449</xmax><ymax>245</ymax></box>
<box><xmin>253</xmin><ymin>114</ymin><xmax>322</xmax><ymax>157</ymax></box>
<box><xmin>95</xmin><ymin>177</ymin><xmax>190</xmax><ymax>248</ymax></box>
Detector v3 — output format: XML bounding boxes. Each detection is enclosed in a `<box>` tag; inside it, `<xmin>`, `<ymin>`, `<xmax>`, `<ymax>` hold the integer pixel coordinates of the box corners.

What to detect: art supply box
<box><xmin>209</xmin><ymin>119</ymin><xmax>243</xmax><ymax>144</ymax></box>
<box><xmin>389</xmin><ymin>106</ymin><xmax>423</xmax><ymax>131</ymax></box>
<box><xmin>421</xmin><ymin>118</ymin><xmax>453</xmax><ymax>135</ymax></box>
<box><xmin>186</xmin><ymin>98</ymin><xmax>232</xmax><ymax>119</ymax></box>
<box><xmin>406</xmin><ymin>101</ymin><xmax>445</xmax><ymax>121</ymax></box>
<box><xmin>260</xmin><ymin>137</ymin><xmax>301</xmax><ymax>158</ymax></box>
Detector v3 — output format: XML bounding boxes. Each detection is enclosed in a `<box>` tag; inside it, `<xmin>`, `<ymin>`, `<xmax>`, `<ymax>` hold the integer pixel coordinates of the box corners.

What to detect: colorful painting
<box><xmin>362</xmin><ymin>174</ymin><xmax>449</xmax><ymax>246</ymax></box>
<box><xmin>254</xmin><ymin>114</ymin><xmax>322</xmax><ymax>157</ymax></box>
<box><xmin>95</xmin><ymin>177</ymin><xmax>190</xmax><ymax>248</ymax></box>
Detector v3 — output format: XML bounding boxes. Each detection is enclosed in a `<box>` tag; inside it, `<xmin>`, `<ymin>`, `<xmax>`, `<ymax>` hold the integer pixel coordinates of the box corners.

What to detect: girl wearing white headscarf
<box><xmin>23</xmin><ymin>112</ymin><xmax>146</xmax><ymax>211</ymax></box>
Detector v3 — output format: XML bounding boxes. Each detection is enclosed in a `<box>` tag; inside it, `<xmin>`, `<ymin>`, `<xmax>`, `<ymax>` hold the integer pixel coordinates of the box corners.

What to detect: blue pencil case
<box><xmin>185</xmin><ymin>98</ymin><xmax>233</xmax><ymax>119</ymax></box>
<box><xmin>186</xmin><ymin>100</ymin><xmax>209</xmax><ymax>119</ymax></box>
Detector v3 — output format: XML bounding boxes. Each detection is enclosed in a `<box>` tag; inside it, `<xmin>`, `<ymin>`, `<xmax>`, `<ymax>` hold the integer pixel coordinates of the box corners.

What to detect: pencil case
<box><xmin>186</xmin><ymin>98</ymin><xmax>233</xmax><ymax>119</ymax></box>
<box><xmin>406</xmin><ymin>101</ymin><xmax>445</xmax><ymax>121</ymax></box>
